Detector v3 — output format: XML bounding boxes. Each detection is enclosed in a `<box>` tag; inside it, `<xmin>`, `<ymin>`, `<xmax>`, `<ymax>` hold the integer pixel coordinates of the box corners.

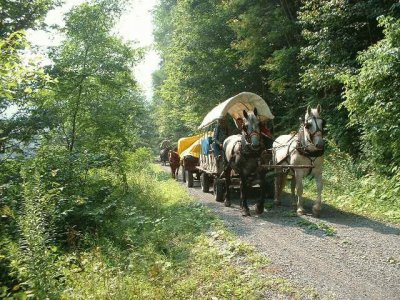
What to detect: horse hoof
<box><xmin>224</xmin><ymin>200</ymin><xmax>231</xmax><ymax>207</ymax></box>
<box><xmin>312</xmin><ymin>207</ymin><xmax>321</xmax><ymax>218</ymax></box>
<box><xmin>255</xmin><ymin>205</ymin><xmax>264</xmax><ymax>214</ymax></box>
<box><xmin>297</xmin><ymin>208</ymin><xmax>305</xmax><ymax>216</ymax></box>
<box><xmin>242</xmin><ymin>209</ymin><xmax>251</xmax><ymax>217</ymax></box>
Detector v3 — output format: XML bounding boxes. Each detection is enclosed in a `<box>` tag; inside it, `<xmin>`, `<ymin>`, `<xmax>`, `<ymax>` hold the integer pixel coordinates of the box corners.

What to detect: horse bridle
<box><xmin>302</xmin><ymin>116</ymin><xmax>325</xmax><ymax>144</ymax></box>
<box><xmin>296</xmin><ymin>116</ymin><xmax>326</xmax><ymax>159</ymax></box>
<box><xmin>241</xmin><ymin>124</ymin><xmax>261</xmax><ymax>148</ymax></box>
<box><xmin>273</xmin><ymin>114</ymin><xmax>326</xmax><ymax>166</ymax></box>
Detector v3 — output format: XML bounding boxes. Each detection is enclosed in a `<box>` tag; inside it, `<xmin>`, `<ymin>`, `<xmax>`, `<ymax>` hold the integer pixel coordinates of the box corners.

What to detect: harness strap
<box><xmin>273</xmin><ymin>133</ymin><xmax>297</xmax><ymax>166</ymax></box>
<box><xmin>230</xmin><ymin>140</ymin><xmax>242</xmax><ymax>158</ymax></box>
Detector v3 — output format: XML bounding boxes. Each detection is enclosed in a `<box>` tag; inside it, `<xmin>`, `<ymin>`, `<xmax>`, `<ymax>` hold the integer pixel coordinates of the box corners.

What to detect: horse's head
<box><xmin>302</xmin><ymin>104</ymin><xmax>325</xmax><ymax>151</ymax></box>
<box><xmin>242</xmin><ymin>108</ymin><xmax>261</xmax><ymax>149</ymax></box>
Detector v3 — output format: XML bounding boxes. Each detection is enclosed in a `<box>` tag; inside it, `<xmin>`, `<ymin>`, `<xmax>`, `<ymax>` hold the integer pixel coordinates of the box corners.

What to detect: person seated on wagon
<box><xmin>260</xmin><ymin>119</ymin><xmax>273</xmax><ymax>149</ymax></box>
<box><xmin>212</xmin><ymin>118</ymin><xmax>229</xmax><ymax>158</ymax></box>
<box><xmin>233</xmin><ymin>117</ymin><xmax>244</xmax><ymax>133</ymax></box>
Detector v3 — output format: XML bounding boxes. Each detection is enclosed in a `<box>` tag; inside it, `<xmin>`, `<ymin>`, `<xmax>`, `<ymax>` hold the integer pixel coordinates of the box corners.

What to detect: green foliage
<box><xmin>302</xmin><ymin>143</ymin><xmax>400</xmax><ymax>224</ymax></box>
<box><xmin>227</xmin><ymin>0</ymin><xmax>304</xmax><ymax>133</ymax></box>
<box><xmin>125</xmin><ymin>147</ymin><xmax>153</xmax><ymax>172</ymax></box>
<box><xmin>0</xmin><ymin>31</ymin><xmax>53</xmax><ymax>156</ymax></box>
<box><xmin>296</xmin><ymin>219</ymin><xmax>337</xmax><ymax>236</ymax></box>
<box><xmin>0</xmin><ymin>32</ymin><xmax>27</xmax><ymax>102</ymax></box>
<box><xmin>48</xmin><ymin>0</ymin><xmax>145</xmax><ymax>154</ymax></box>
<box><xmin>153</xmin><ymin>0</ymin><xmax>399</xmax><ymax>163</ymax></box>
<box><xmin>2</xmin><ymin>0</ymin><xmax>400</xmax><ymax>297</ymax></box>
<box><xmin>153</xmin><ymin>0</ymin><xmax>250</xmax><ymax>140</ymax></box>
<box><xmin>14</xmin><ymin>169</ymin><xmax>64</xmax><ymax>299</ymax></box>
<box><xmin>298</xmin><ymin>0</ymin><xmax>398</xmax><ymax>154</ymax></box>
<box><xmin>0</xmin><ymin>1</ymin><xmax>150</xmax><ymax>296</ymax></box>
<box><xmin>0</xmin><ymin>0</ymin><xmax>60</xmax><ymax>37</ymax></box>
<box><xmin>0</xmin><ymin>0</ymin><xmax>56</xmax><ymax>151</ymax></box>
<box><xmin>56</xmin><ymin>166</ymin><xmax>303</xmax><ymax>299</ymax></box>
<box><xmin>263</xmin><ymin>46</ymin><xmax>303</xmax><ymax>131</ymax></box>
<box><xmin>342</xmin><ymin>16</ymin><xmax>400</xmax><ymax>173</ymax></box>
<box><xmin>153</xmin><ymin>0</ymin><xmax>305</xmax><ymax>137</ymax></box>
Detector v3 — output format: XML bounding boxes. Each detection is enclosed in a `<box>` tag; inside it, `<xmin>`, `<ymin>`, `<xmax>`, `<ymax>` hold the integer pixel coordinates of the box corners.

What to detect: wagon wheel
<box><xmin>181</xmin><ymin>166</ymin><xmax>186</xmax><ymax>183</ymax></box>
<box><xmin>187</xmin><ymin>170</ymin><xmax>194</xmax><ymax>188</ymax></box>
<box><xmin>213</xmin><ymin>179</ymin><xmax>225</xmax><ymax>202</ymax></box>
<box><xmin>200</xmin><ymin>173</ymin><xmax>210</xmax><ymax>193</ymax></box>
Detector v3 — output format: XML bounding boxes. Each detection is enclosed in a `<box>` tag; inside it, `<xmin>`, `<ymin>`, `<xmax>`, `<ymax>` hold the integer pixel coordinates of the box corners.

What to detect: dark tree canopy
<box><xmin>153</xmin><ymin>0</ymin><xmax>399</xmax><ymax>175</ymax></box>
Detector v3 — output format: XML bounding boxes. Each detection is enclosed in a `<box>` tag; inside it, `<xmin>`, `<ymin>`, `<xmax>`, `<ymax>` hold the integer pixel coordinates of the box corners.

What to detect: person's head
<box><xmin>235</xmin><ymin>117</ymin><xmax>244</xmax><ymax>129</ymax></box>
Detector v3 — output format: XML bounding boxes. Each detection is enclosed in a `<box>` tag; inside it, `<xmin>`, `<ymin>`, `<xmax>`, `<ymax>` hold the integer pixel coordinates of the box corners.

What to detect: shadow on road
<box><xmin>178</xmin><ymin>173</ymin><xmax>400</xmax><ymax>237</ymax></box>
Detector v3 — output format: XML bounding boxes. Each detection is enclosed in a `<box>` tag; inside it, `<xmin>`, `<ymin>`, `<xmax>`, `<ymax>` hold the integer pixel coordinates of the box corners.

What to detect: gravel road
<box><xmin>165</xmin><ymin>167</ymin><xmax>400</xmax><ymax>299</ymax></box>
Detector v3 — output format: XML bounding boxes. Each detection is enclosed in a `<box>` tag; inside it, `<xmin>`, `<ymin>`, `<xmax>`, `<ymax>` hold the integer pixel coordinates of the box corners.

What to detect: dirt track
<box><xmin>163</xmin><ymin>166</ymin><xmax>400</xmax><ymax>299</ymax></box>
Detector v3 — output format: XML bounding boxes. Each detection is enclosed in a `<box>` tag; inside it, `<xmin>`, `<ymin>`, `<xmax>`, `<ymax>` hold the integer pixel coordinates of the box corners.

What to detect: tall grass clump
<box><xmin>324</xmin><ymin>150</ymin><xmax>400</xmax><ymax>223</ymax></box>
<box><xmin>14</xmin><ymin>167</ymin><xmax>64</xmax><ymax>299</ymax></box>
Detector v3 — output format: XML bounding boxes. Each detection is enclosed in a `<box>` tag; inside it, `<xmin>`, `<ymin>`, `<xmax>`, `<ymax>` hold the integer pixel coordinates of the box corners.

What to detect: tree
<box><xmin>0</xmin><ymin>1</ymin><xmax>57</xmax><ymax>160</ymax></box>
<box><xmin>343</xmin><ymin>16</ymin><xmax>400</xmax><ymax>174</ymax></box>
<box><xmin>298</xmin><ymin>0</ymin><xmax>398</xmax><ymax>154</ymax></box>
<box><xmin>153</xmin><ymin>0</ymin><xmax>305</xmax><ymax>137</ymax></box>
<box><xmin>226</xmin><ymin>0</ymin><xmax>304</xmax><ymax>132</ymax></box>
<box><xmin>48</xmin><ymin>0</ymin><xmax>145</xmax><ymax>156</ymax></box>
<box><xmin>0</xmin><ymin>0</ymin><xmax>60</xmax><ymax>38</ymax></box>
<box><xmin>153</xmin><ymin>0</ymin><xmax>249</xmax><ymax>140</ymax></box>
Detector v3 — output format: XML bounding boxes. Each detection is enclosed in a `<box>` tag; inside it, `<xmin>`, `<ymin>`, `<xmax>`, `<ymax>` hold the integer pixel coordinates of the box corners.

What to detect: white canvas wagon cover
<box><xmin>198</xmin><ymin>92</ymin><xmax>274</xmax><ymax>129</ymax></box>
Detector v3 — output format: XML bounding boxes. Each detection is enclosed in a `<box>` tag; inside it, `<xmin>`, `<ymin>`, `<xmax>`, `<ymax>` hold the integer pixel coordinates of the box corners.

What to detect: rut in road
<box><xmin>169</xmin><ymin>167</ymin><xmax>400</xmax><ymax>300</ymax></box>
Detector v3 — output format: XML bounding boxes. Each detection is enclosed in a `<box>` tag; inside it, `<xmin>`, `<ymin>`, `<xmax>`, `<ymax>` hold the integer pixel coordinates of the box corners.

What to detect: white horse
<box><xmin>272</xmin><ymin>105</ymin><xmax>325</xmax><ymax>217</ymax></box>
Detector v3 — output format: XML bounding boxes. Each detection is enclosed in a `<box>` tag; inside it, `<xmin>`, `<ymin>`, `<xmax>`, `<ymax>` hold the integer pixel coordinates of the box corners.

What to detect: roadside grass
<box><xmin>295</xmin><ymin>219</ymin><xmax>337</xmax><ymax>236</ymax></box>
<box><xmin>299</xmin><ymin>150</ymin><xmax>400</xmax><ymax>225</ymax></box>
<box><xmin>282</xmin><ymin>208</ymin><xmax>337</xmax><ymax>236</ymax></box>
<box><xmin>59</xmin><ymin>165</ymin><xmax>315</xmax><ymax>299</ymax></box>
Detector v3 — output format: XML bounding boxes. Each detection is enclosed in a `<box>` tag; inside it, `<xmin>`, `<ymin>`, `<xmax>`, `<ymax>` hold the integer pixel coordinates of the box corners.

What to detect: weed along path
<box><xmin>162</xmin><ymin>166</ymin><xmax>400</xmax><ymax>299</ymax></box>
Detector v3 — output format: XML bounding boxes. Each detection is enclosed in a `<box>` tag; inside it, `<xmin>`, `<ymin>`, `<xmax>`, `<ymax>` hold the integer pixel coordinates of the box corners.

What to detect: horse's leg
<box><xmin>290</xmin><ymin>175</ymin><xmax>296</xmax><ymax>209</ymax></box>
<box><xmin>313</xmin><ymin>171</ymin><xmax>323</xmax><ymax>217</ymax></box>
<box><xmin>255</xmin><ymin>171</ymin><xmax>265</xmax><ymax>214</ymax></box>
<box><xmin>274</xmin><ymin>173</ymin><xmax>280</xmax><ymax>205</ymax></box>
<box><xmin>241</xmin><ymin>176</ymin><xmax>250</xmax><ymax>216</ymax></box>
<box><xmin>224</xmin><ymin>167</ymin><xmax>231</xmax><ymax>207</ymax></box>
<box><xmin>274</xmin><ymin>173</ymin><xmax>284</xmax><ymax>206</ymax></box>
<box><xmin>295</xmin><ymin>171</ymin><xmax>305</xmax><ymax>215</ymax></box>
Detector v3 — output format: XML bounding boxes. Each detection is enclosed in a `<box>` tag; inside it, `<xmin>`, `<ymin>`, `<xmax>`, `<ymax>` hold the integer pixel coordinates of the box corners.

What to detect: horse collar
<box><xmin>297</xmin><ymin>146</ymin><xmax>325</xmax><ymax>158</ymax></box>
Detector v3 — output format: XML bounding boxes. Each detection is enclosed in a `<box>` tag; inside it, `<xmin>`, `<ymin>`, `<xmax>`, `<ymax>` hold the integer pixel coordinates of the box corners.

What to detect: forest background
<box><xmin>1</xmin><ymin>0</ymin><xmax>399</xmax><ymax>298</ymax></box>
